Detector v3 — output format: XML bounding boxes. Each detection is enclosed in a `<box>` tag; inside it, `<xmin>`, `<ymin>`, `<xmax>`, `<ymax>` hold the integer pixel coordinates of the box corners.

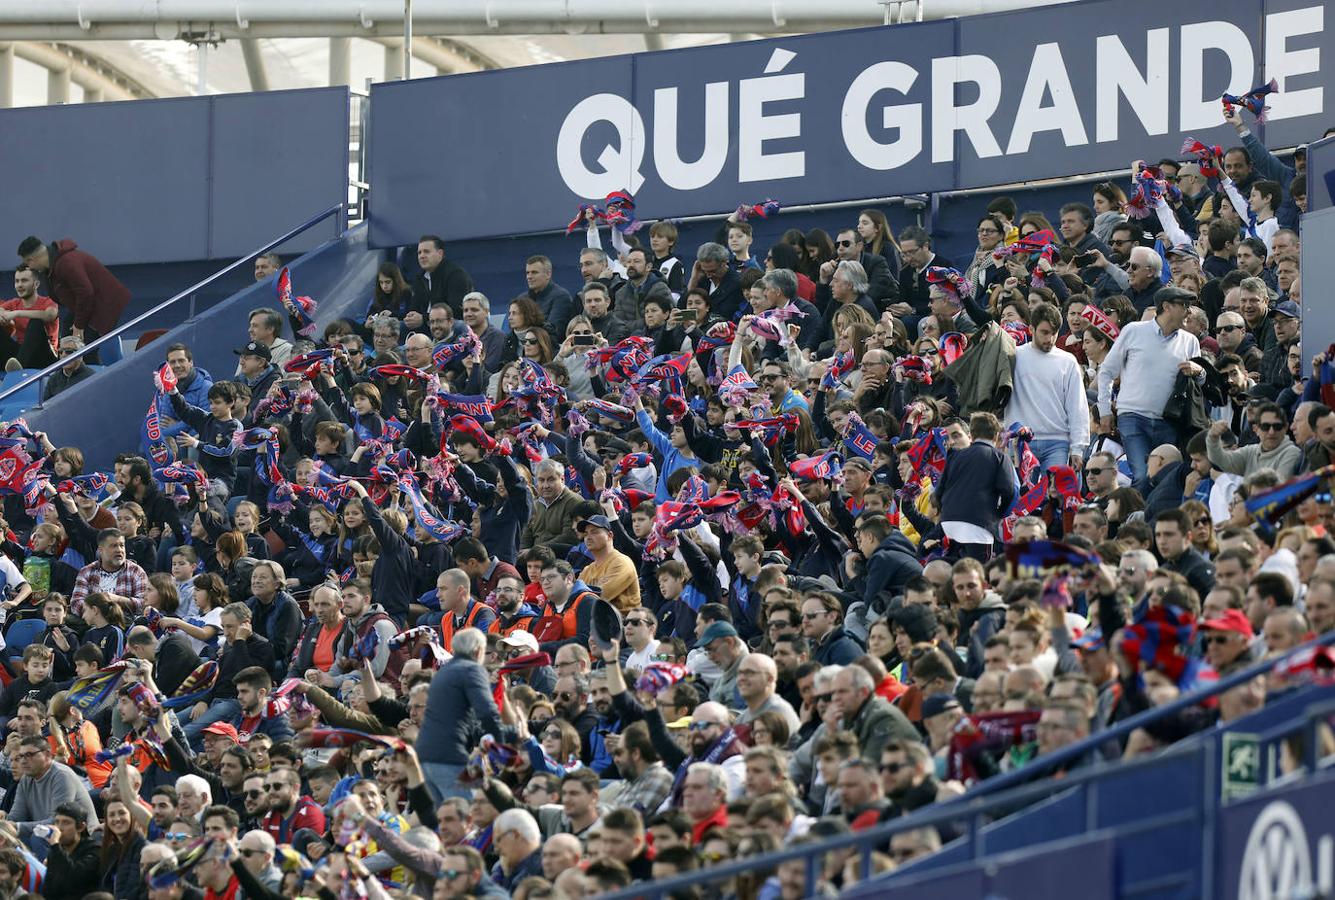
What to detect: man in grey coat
<box><xmin>608</xmin><ymin>247</ymin><xmax>673</xmax><ymax>343</ymax></box>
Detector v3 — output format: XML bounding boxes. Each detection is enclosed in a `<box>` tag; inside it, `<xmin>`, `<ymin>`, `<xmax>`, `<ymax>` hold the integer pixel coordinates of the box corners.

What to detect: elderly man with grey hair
<box><xmin>757</xmin><ymin>268</ymin><xmax>821</xmax><ymax>352</ymax></box>
<box><xmin>490</xmin><ymin>808</ymin><xmax>544</xmax><ymax>891</ymax></box>
<box><xmin>815</xmin><ymin>259</ymin><xmax>879</xmax><ymax>345</ymax></box>
<box><xmin>1119</xmin><ymin>548</ymin><xmax>1159</xmax><ymax>602</ymax></box>
<box><xmin>689</xmin><ymin>241</ymin><xmax>744</xmax><ymax>321</ymax></box>
<box><xmin>520</xmin><ymin>457</ymin><xmax>583</xmax><ymax>554</ymax></box>
<box><xmin>419</xmin><ymin>627</ymin><xmax>515</xmax><ymax>801</ymax></box>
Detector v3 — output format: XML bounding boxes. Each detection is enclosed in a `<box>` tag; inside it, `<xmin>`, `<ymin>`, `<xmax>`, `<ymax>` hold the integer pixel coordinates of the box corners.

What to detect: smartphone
<box><xmin>572</xmin><ymin>335</ymin><xmax>595</xmax><ymax>347</ymax></box>
<box><xmin>679</xmin><ymin>309</ymin><xmax>697</xmax><ymax>323</ymax></box>
<box><xmin>1074</xmin><ymin>252</ymin><xmax>1098</xmax><ymax>267</ymax></box>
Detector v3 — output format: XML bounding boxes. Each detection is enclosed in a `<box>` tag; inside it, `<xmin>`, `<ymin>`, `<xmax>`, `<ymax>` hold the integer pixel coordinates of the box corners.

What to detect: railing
<box><xmin>603</xmin><ymin>628</ymin><xmax>1335</xmax><ymax>900</ymax></box>
<box><xmin>0</xmin><ymin>203</ymin><xmax>346</xmax><ymax>408</ymax></box>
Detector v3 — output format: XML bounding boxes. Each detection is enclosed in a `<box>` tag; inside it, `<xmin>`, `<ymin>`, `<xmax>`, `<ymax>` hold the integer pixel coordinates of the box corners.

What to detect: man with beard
<box><xmin>770</xmin><ymin>636</ymin><xmax>809</xmax><ymax>711</ymax></box>
<box><xmin>586</xmin><ymin>668</ymin><xmax>624</xmax><ymax>777</ymax></box>
<box><xmin>554</xmin><ymin>672</ymin><xmax>599</xmax><ymax>764</ymax></box>
<box><xmin>435</xmin><ymin>568</ymin><xmax>497</xmax><ymax>653</ymax></box>
<box><xmin>454</xmin><ymin>538</ymin><xmax>522</xmax><ymax>609</ymax></box>
<box><xmin>575</xmin><ymin>515</ymin><xmax>640</xmax><ymax>612</ymax></box>
<box><xmin>261</xmin><ymin>766</ymin><xmax>326</xmax><ymax>844</ymax></box>
<box><xmin>669</xmin><ymin>701</ymin><xmax>746</xmax><ymax>805</ymax></box>
<box><xmin>148</xmin><ymin>785</ymin><xmax>179</xmax><ymax>840</ymax></box>
<box><xmin>461</xmin><ymin>294</ymin><xmax>505</xmax><ymax>372</ymax></box>
<box><xmin>240</xmin><ymin>772</ymin><xmax>268</xmax><ymax>832</ymax></box>
<box><xmin>879</xmin><ymin>740</ymin><xmax>950</xmax><ymax>820</ymax></box>
<box><xmin>579</xmin><ymin>283</ymin><xmax>615</xmax><ymax>338</ymax></box>
<box><xmin>489</xmin><ymin>575</ymin><xmax>540</xmax><ymax>637</ymax></box>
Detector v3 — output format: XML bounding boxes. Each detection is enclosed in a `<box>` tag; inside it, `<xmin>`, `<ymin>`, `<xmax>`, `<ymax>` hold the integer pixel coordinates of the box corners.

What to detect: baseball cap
<box><xmin>695</xmin><ymin>621</ymin><xmax>739</xmax><ymax>649</ymax></box>
<box><xmin>1201</xmin><ymin>608</ymin><xmax>1255</xmax><ymax>639</ymax></box>
<box><xmin>921</xmin><ymin>693</ymin><xmax>961</xmax><ymax>719</ymax></box>
<box><xmin>234</xmin><ymin>340</ymin><xmax>272</xmax><ymax>362</ymax></box>
<box><xmin>577</xmin><ymin>514</ymin><xmax>612</xmax><ymax>533</ymax></box>
<box><xmin>1272</xmin><ymin>299</ymin><xmax>1300</xmax><ymax>319</ymax></box>
<box><xmin>1165</xmin><ymin>244</ymin><xmax>1200</xmax><ymax>260</ymax></box>
<box><xmin>201</xmin><ymin>722</ymin><xmax>240</xmax><ymax>741</ymax></box>
<box><xmin>1071</xmin><ymin>628</ymin><xmax>1106</xmax><ymax>652</ymax></box>
<box><xmin>500</xmin><ymin>631</ymin><xmax>539</xmax><ymax>653</ymax></box>
<box><xmin>666</xmin><ymin>716</ymin><xmax>694</xmax><ymax>730</ymax></box>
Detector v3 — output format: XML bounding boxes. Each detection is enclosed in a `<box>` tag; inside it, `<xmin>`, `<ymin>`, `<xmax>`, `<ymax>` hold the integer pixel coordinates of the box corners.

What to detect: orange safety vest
<box><xmin>439</xmin><ymin>600</ymin><xmax>490</xmax><ymax>651</ymax></box>
<box><xmin>540</xmin><ymin>590</ymin><xmax>595</xmax><ymax>641</ymax></box>
<box><xmin>489</xmin><ymin>614</ymin><xmax>536</xmax><ymax>637</ymax></box>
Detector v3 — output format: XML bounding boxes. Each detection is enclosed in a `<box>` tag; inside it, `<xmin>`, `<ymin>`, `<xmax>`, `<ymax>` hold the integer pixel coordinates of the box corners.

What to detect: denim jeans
<box><xmin>1030</xmin><ymin>439</ymin><xmax>1072</xmax><ymax>473</ymax></box>
<box><xmin>183</xmin><ymin>698</ymin><xmax>241</xmax><ymax>751</ymax></box>
<box><xmin>1117</xmin><ymin>413</ymin><xmax>1177</xmax><ymax>486</ymax></box>
<box><xmin>421</xmin><ymin>762</ymin><xmax>471</xmax><ymax>802</ymax></box>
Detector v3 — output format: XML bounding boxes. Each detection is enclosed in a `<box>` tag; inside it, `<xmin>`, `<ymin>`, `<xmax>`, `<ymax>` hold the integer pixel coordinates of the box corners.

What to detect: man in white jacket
<box><xmin>1004</xmin><ymin>303</ymin><xmax>1090</xmax><ymax>472</ymax></box>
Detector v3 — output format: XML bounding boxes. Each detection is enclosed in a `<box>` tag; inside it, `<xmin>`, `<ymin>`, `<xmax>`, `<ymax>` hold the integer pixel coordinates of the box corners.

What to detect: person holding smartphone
<box><xmin>555</xmin><ymin>315</ymin><xmax>608</xmax><ymax>402</ymax></box>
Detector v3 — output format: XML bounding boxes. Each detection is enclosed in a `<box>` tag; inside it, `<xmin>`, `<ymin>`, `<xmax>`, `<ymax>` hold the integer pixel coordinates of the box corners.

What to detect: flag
<box><xmin>1080</xmin><ymin>304</ymin><xmax>1120</xmax><ymax>341</ymax></box>
<box><xmin>905</xmin><ymin>428</ymin><xmax>948</xmax><ymax>481</ymax></box>
<box><xmin>162</xmin><ymin>660</ymin><xmax>219</xmax><ymax>709</ymax></box>
<box><xmin>1180</xmin><ymin>138</ymin><xmax>1223</xmax><ymax>179</ymax></box>
<box><xmin>635</xmin><ymin>662</ymin><xmax>689</xmax><ymax>694</ymax></box>
<box><xmin>284</xmin><ymin>348</ymin><xmax>336</xmax><ymax>378</ymax></box>
<box><xmin>822</xmin><ymin>350</ymin><xmax>855</xmax><ymax>391</ymax></box>
<box><xmin>1118</xmin><ymin>604</ymin><xmax>1200</xmax><ymax>688</ymax></box>
<box><xmin>277</xmin><ymin>267</ymin><xmax>317</xmax><ymax>337</ymax></box>
<box><xmin>305</xmin><ymin>727</ymin><xmax>406</xmax><ymax>752</ymax></box>
<box><xmin>432</xmin><ymin>331</ymin><xmax>481</xmax><ymax>370</ymax></box>
<box><xmin>841</xmin><ymin>413</ymin><xmax>879</xmax><ymax>461</ymax></box>
<box><xmin>67</xmin><ymin>662</ymin><xmax>131</xmax><ymax>713</ymax></box>
<box><xmin>748</xmin><ymin>303</ymin><xmax>807</xmax><ymax>346</ymax></box>
<box><xmin>1222</xmin><ymin>77</ymin><xmax>1279</xmax><ymax>122</ymax></box>
<box><xmin>142</xmin><ymin>395</ymin><xmax>172</xmax><ymax>467</ymax></box>
<box><xmin>718</xmin><ymin>365</ymin><xmax>760</xmax><ymax>407</ymax></box>
<box><xmin>1004</xmin><ymin>540</ymin><xmax>1100</xmax><ymax>579</ymax></box>
<box><xmin>1247</xmin><ymin>466</ymin><xmax>1335</xmax><ymax>535</ymax></box>
<box><xmin>153</xmin><ymin>463</ymin><xmax>208</xmax><ymax>488</ymax></box>
<box><xmin>427</xmin><ymin>392</ymin><xmax>494</xmax><ymax>423</ymax></box>
<box><xmin>54</xmin><ymin>472</ymin><xmax>113</xmax><ymax>500</ymax></box>
<box><xmin>789</xmin><ymin>451</ymin><xmax>843</xmax><ymax>483</ymax></box>
<box><xmin>602</xmin><ymin>189</ymin><xmax>642</xmax><ymax>233</ymax></box>
<box><xmin>734</xmin><ymin>199</ymin><xmax>781</xmax><ymax>221</ymax></box>
<box><xmin>371</xmin><ymin>364</ymin><xmax>431</xmax><ymax>383</ymax></box>
<box><xmin>583</xmin><ymin>399</ymin><xmax>636</xmax><ymax>423</ymax></box>
<box><xmin>399</xmin><ymin>473</ymin><xmax>469</xmax><ymax>543</ymax></box>
<box><xmin>735</xmin><ymin>413</ymin><xmax>800</xmax><ymax>447</ymax></box>
<box><xmin>894</xmin><ymin>356</ymin><xmax>932</xmax><ymax>384</ymax></box>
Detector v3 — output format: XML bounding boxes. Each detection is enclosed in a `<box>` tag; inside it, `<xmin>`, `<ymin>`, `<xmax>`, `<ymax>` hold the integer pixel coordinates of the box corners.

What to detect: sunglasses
<box><xmin>815</xmin><ymin>693</ymin><xmax>832</xmax><ymax>703</ymax></box>
<box><xmin>688</xmin><ymin>721</ymin><xmax>720</xmax><ymax>731</ymax></box>
<box><xmin>1217</xmin><ymin>324</ymin><xmax>1242</xmax><ymax>333</ymax></box>
<box><xmin>1205</xmin><ymin>634</ymin><xmax>1235</xmax><ymax>645</ymax></box>
<box><xmin>555</xmin><ymin>692</ymin><xmax>578</xmax><ymax>701</ymax></box>
<box><xmin>1084</xmin><ymin>467</ymin><xmax>1106</xmax><ymax>476</ymax></box>
<box><xmin>625</xmin><ymin>619</ymin><xmax>650</xmax><ymax>627</ymax></box>
<box><xmin>836</xmin><ymin>240</ymin><xmax>855</xmax><ymax>248</ymax></box>
<box><xmin>1257</xmin><ymin>422</ymin><xmax>1285</xmax><ymax>432</ymax></box>
<box><xmin>880</xmin><ymin>762</ymin><xmax>904</xmax><ymax>773</ymax></box>
<box><xmin>244</xmin><ymin>789</ymin><xmax>264</xmax><ymax>799</ymax></box>
<box><xmin>801</xmin><ymin>611</ymin><xmax>825</xmax><ymax>620</ymax></box>
<box><xmin>165</xmin><ymin>832</ymin><xmax>192</xmax><ymax>841</ymax></box>
<box><xmin>240</xmin><ymin>849</ymin><xmax>263</xmax><ymax>858</ymax></box>
<box><xmin>522</xmin><ymin>338</ymin><xmax>540</xmax><ymax>345</ymax></box>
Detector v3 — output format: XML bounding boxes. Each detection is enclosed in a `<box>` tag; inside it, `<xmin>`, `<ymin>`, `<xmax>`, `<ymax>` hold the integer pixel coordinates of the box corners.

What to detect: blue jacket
<box><xmin>156</xmin><ymin>366</ymin><xmax>214</xmax><ymax>438</ymax></box>
<box><xmin>637</xmin><ymin>408</ymin><xmax>701</xmax><ymax>502</ymax></box>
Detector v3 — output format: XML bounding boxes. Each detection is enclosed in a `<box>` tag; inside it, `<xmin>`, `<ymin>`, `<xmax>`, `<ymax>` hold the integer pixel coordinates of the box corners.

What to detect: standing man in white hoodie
<box><xmin>1004</xmin><ymin>303</ymin><xmax>1090</xmax><ymax>472</ymax></box>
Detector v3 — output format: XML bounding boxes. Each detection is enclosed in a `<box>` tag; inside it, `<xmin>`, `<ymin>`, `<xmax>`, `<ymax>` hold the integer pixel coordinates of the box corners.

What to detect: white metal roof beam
<box><xmin>0</xmin><ymin>0</ymin><xmax>1067</xmax><ymax>38</ymax></box>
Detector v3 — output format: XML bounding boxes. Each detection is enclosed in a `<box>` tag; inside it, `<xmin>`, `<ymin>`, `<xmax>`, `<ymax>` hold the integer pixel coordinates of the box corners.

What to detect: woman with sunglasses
<box><xmin>501</xmin><ymin>297</ymin><xmax>545</xmax><ymax>365</ymax></box>
<box><xmin>1091</xmin><ymin>181</ymin><xmax>1129</xmax><ymax>245</ymax></box>
<box><xmin>890</xmin><ymin>337</ymin><xmax>957</xmax><ymax>423</ymax></box>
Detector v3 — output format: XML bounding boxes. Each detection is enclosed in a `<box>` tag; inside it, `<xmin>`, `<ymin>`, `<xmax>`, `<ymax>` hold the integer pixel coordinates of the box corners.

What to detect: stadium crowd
<box><xmin>0</xmin><ymin>97</ymin><xmax>1323</xmax><ymax>900</ymax></box>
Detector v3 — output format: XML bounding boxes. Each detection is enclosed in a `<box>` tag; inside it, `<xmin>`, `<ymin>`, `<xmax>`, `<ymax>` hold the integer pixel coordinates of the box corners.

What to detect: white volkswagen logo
<box><xmin>1239</xmin><ymin>800</ymin><xmax>1312</xmax><ymax>900</ymax></box>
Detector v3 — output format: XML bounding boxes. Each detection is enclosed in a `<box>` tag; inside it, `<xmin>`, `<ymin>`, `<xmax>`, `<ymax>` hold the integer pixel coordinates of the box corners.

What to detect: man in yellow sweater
<box><xmin>575</xmin><ymin>515</ymin><xmax>641</xmax><ymax>613</ymax></box>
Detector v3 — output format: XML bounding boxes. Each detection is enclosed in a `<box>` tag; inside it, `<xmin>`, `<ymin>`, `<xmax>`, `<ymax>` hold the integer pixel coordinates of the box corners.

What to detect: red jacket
<box><xmin>261</xmin><ymin>795</ymin><xmax>326</xmax><ymax>844</ymax></box>
<box><xmin>47</xmin><ymin>239</ymin><xmax>130</xmax><ymax>333</ymax></box>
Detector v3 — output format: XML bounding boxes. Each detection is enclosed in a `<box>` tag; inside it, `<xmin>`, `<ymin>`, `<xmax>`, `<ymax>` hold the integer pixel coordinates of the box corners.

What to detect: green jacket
<box><xmin>944</xmin><ymin>322</ymin><xmax>1017</xmax><ymax>416</ymax></box>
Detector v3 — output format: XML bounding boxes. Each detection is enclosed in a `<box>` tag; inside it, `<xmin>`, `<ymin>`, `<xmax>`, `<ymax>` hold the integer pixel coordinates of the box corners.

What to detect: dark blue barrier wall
<box><xmin>0</xmin><ymin>88</ymin><xmax>349</xmax><ymax>267</ymax></box>
<box><xmin>1308</xmin><ymin>134</ymin><xmax>1335</xmax><ymax>212</ymax></box>
<box><xmin>24</xmin><ymin>225</ymin><xmax>384</xmax><ymax>471</ymax></box>
<box><xmin>368</xmin><ymin>0</ymin><xmax>1333</xmax><ymax>246</ymax></box>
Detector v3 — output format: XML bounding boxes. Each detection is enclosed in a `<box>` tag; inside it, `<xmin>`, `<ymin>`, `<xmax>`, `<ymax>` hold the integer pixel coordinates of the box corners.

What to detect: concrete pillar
<box><xmin>383</xmin><ymin>41</ymin><xmax>403</xmax><ymax>81</ymax></box>
<box><xmin>47</xmin><ymin>64</ymin><xmax>70</xmax><ymax>105</ymax></box>
<box><xmin>83</xmin><ymin>86</ymin><xmax>103</xmax><ymax>103</ymax></box>
<box><xmin>0</xmin><ymin>44</ymin><xmax>13</xmax><ymax>109</ymax></box>
<box><xmin>329</xmin><ymin>37</ymin><xmax>351</xmax><ymax>86</ymax></box>
<box><xmin>241</xmin><ymin>39</ymin><xmax>270</xmax><ymax>92</ymax></box>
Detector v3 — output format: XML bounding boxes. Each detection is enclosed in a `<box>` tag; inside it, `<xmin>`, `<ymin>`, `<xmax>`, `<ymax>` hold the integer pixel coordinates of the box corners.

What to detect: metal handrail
<box><xmin>0</xmin><ymin>202</ymin><xmax>345</xmax><ymax>405</ymax></box>
<box><xmin>603</xmin><ymin>628</ymin><xmax>1335</xmax><ymax>900</ymax></box>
